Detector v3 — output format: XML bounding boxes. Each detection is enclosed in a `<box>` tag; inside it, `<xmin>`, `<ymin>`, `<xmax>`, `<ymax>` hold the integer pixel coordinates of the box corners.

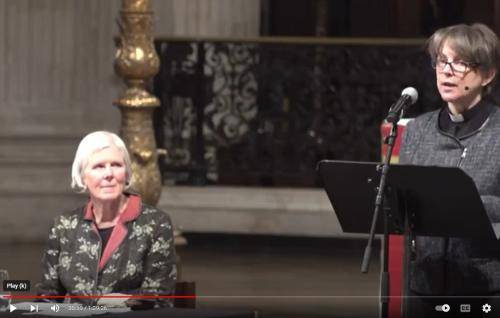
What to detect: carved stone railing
<box><xmin>153</xmin><ymin>37</ymin><xmax>442</xmax><ymax>187</ymax></box>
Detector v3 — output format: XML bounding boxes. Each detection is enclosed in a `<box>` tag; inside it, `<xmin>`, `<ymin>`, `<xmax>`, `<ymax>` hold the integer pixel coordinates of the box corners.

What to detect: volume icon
<box><xmin>50</xmin><ymin>304</ymin><xmax>60</xmax><ymax>312</ymax></box>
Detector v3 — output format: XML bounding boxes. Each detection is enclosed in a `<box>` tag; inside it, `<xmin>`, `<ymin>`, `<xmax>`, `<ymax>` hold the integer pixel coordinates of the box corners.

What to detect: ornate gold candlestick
<box><xmin>114</xmin><ymin>0</ymin><xmax>161</xmax><ymax>205</ymax></box>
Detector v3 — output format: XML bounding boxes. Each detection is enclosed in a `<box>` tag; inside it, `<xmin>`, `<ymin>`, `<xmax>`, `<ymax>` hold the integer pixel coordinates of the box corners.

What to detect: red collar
<box><xmin>83</xmin><ymin>194</ymin><xmax>142</xmax><ymax>271</ymax></box>
<box><xmin>83</xmin><ymin>194</ymin><xmax>141</xmax><ymax>224</ymax></box>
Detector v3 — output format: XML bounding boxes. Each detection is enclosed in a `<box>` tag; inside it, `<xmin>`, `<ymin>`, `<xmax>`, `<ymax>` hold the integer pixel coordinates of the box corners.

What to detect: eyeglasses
<box><xmin>432</xmin><ymin>58</ymin><xmax>479</xmax><ymax>74</ymax></box>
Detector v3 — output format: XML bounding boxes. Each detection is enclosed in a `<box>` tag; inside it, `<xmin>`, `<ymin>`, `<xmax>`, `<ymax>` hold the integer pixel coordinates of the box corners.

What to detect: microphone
<box><xmin>386</xmin><ymin>87</ymin><xmax>418</xmax><ymax>123</ymax></box>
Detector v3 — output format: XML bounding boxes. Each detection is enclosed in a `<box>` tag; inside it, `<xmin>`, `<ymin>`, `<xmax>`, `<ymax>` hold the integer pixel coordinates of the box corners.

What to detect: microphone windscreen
<box><xmin>401</xmin><ymin>87</ymin><xmax>418</xmax><ymax>104</ymax></box>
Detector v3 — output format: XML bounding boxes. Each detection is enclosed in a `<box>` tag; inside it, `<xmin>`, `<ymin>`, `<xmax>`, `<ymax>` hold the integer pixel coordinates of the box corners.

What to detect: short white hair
<box><xmin>71</xmin><ymin>131</ymin><xmax>132</xmax><ymax>193</ymax></box>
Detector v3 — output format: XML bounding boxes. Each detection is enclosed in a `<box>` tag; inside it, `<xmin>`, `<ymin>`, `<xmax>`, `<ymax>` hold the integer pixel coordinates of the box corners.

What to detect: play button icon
<box><xmin>9</xmin><ymin>304</ymin><xmax>16</xmax><ymax>312</ymax></box>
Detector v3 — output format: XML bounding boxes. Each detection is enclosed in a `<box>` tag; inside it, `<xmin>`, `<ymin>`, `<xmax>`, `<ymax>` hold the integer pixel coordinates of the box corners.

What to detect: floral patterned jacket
<box><xmin>37</xmin><ymin>194</ymin><xmax>177</xmax><ymax>306</ymax></box>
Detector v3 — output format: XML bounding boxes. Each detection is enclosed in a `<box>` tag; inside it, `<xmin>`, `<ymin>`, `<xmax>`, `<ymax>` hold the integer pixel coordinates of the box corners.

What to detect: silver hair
<box><xmin>71</xmin><ymin>131</ymin><xmax>132</xmax><ymax>193</ymax></box>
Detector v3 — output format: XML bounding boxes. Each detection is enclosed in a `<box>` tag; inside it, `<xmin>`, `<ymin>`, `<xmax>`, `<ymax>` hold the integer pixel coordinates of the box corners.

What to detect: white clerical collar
<box><xmin>449</xmin><ymin>112</ymin><xmax>464</xmax><ymax>123</ymax></box>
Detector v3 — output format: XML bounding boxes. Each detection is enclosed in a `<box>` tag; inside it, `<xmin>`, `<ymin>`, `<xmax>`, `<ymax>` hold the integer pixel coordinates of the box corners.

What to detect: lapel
<box><xmin>83</xmin><ymin>194</ymin><xmax>142</xmax><ymax>271</ymax></box>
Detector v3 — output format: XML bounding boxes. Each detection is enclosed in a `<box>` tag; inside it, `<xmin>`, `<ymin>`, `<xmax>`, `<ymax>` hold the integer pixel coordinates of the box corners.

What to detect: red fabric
<box><xmin>388</xmin><ymin>235</ymin><xmax>404</xmax><ymax>318</ymax></box>
<box><xmin>381</xmin><ymin>121</ymin><xmax>410</xmax><ymax>318</ymax></box>
<box><xmin>380</xmin><ymin>122</ymin><xmax>407</xmax><ymax>162</ymax></box>
<box><xmin>83</xmin><ymin>194</ymin><xmax>142</xmax><ymax>271</ymax></box>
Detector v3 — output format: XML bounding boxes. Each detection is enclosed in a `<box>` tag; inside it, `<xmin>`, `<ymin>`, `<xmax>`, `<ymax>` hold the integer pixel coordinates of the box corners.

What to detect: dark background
<box><xmin>261</xmin><ymin>0</ymin><xmax>499</xmax><ymax>37</ymax></box>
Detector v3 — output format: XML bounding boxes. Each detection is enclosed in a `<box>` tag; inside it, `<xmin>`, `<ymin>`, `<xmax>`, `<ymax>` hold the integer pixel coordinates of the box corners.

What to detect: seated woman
<box><xmin>37</xmin><ymin>131</ymin><xmax>177</xmax><ymax>308</ymax></box>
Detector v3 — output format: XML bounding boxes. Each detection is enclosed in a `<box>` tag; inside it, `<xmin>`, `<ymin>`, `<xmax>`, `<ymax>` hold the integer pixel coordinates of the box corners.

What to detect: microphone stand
<box><xmin>361</xmin><ymin>107</ymin><xmax>403</xmax><ymax>318</ymax></box>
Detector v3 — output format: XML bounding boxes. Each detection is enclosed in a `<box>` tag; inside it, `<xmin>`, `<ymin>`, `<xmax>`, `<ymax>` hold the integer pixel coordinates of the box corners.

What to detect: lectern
<box><xmin>318</xmin><ymin>160</ymin><xmax>496</xmax><ymax>318</ymax></box>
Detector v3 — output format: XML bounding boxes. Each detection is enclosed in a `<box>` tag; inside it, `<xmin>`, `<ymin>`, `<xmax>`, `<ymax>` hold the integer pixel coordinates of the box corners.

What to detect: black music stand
<box><xmin>318</xmin><ymin>160</ymin><xmax>497</xmax><ymax>318</ymax></box>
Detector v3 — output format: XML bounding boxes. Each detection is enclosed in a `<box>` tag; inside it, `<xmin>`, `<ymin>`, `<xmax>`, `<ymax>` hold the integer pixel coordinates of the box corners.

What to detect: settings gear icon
<box><xmin>482</xmin><ymin>303</ymin><xmax>492</xmax><ymax>313</ymax></box>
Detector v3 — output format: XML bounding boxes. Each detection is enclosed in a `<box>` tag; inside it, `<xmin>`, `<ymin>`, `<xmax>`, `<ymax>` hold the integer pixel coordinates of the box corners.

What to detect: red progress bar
<box><xmin>6</xmin><ymin>295</ymin><xmax>196</xmax><ymax>299</ymax></box>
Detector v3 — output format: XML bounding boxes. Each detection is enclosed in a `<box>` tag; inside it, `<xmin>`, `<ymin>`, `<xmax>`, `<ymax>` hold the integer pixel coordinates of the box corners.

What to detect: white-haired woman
<box><xmin>37</xmin><ymin>131</ymin><xmax>177</xmax><ymax>308</ymax></box>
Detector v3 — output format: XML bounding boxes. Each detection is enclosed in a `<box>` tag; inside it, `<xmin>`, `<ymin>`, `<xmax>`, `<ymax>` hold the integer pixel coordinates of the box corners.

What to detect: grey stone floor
<box><xmin>0</xmin><ymin>235</ymin><xmax>381</xmax><ymax>318</ymax></box>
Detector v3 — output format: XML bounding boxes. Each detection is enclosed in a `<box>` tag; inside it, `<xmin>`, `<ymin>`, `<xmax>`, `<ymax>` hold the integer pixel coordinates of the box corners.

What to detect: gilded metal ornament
<box><xmin>114</xmin><ymin>0</ymin><xmax>161</xmax><ymax>205</ymax></box>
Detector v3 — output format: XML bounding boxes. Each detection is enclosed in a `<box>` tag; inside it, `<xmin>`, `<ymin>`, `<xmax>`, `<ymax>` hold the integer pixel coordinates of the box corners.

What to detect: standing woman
<box><xmin>400</xmin><ymin>23</ymin><xmax>500</xmax><ymax>317</ymax></box>
<box><xmin>37</xmin><ymin>131</ymin><xmax>177</xmax><ymax>308</ymax></box>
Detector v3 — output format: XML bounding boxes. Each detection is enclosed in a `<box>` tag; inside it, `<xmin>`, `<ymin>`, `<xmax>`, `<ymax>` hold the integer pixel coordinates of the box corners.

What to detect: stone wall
<box><xmin>154</xmin><ymin>0</ymin><xmax>260</xmax><ymax>37</ymax></box>
<box><xmin>0</xmin><ymin>0</ymin><xmax>262</xmax><ymax>242</ymax></box>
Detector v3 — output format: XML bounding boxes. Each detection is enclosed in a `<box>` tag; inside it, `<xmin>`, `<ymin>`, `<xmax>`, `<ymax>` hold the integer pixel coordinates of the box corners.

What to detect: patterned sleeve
<box><xmin>139</xmin><ymin>211</ymin><xmax>177</xmax><ymax>307</ymax></box>
<box><xmin>36</xmin><ymin>216</ymin><xmax>67</xmax><ymax>302</ymax></box>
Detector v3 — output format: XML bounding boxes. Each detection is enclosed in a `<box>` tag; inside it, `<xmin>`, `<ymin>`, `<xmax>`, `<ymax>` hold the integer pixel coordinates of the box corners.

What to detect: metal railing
<box><xmin>153</xmin><ymin>37</ymin><xmax>439</xmax><ymax>187</ymax></box>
